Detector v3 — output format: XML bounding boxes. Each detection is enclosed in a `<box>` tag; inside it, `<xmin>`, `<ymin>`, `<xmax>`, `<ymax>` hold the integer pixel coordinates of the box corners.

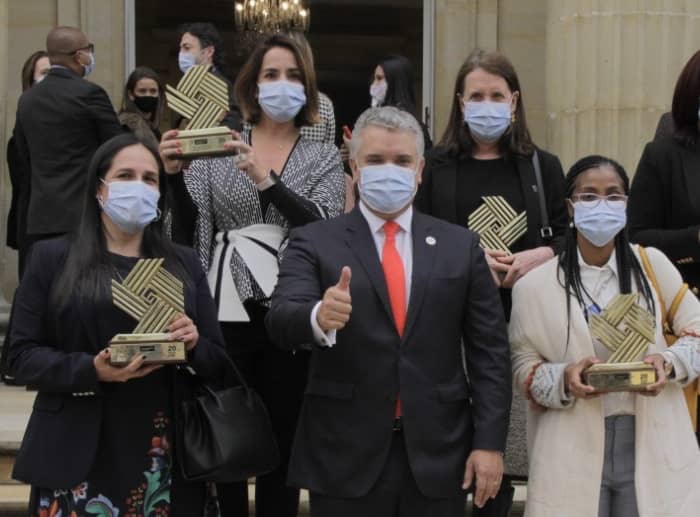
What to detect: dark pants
<box><xmin>216</xmin><ymin>303</ymin><xmax>309</xmax><ymax>517</ymax></box>
<box><xmin>471</xmin><ymin>476</ymin><xmax>515</xmax><ymax>517</ymax></box>
<box><xmin>310</xmin><ymin>431</ymin><xmax>467</xmax><ymax>517</ymax></box>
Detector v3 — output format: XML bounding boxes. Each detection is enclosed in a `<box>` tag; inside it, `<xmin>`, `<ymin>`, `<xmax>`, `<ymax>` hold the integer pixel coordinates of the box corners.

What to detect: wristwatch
<box><xmin>255</xmin><ymin>171</ymin><xmax>278</xmax><ymax>191</ymax></box>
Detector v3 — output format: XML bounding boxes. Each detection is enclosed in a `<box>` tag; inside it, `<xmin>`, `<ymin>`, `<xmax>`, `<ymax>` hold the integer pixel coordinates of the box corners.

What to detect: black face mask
<box><xmin>134</xmin><ymin>95</ymin><xmax>158</xmax><ymax>113</ymax></box>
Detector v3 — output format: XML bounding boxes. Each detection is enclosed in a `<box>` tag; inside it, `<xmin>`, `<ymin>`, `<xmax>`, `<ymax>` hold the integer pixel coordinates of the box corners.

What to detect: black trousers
<box><xmin>310</xmin><ymin>431</ymin><xmax>467</xmax><ymax>517</ymax></box>
<box><xmin>216</xmin><ymin>303</ymin><xmax>309</xmax><ymax>517</ymax></box>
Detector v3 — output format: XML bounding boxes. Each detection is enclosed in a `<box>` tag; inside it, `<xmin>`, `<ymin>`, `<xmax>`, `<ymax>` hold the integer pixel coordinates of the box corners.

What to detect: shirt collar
<box><xmin>358</xmin><ymin>201</ymin><xmax>413</xmax><ymax>237</ymax></box>
<box><xmin>577</xmin><ymin>248</ymin><xmax>619</xmax><ymax>278</ymax></box>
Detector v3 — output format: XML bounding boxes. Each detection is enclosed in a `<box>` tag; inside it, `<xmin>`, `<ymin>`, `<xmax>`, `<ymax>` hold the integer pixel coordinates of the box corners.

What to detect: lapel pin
<box><xmin>426</xmin><ymin>236</ymin><xmax>436</xmax><ymax>246</ymax></box>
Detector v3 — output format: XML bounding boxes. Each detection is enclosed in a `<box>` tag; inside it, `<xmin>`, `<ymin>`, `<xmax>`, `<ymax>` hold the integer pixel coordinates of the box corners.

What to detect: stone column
<box><xmin>433</xmin><ymin>0</ymin><xmax>499</xmax><ymax>141</ymax></box>
<box><xmin>0</xmin><ymin>0</ymin><xmax>126</xmax><ymax>300</ymax></box>
<box><xmin>545</xmin><ymin>0</ymin><xmax>700</xmax><ymax>175</ymax></box>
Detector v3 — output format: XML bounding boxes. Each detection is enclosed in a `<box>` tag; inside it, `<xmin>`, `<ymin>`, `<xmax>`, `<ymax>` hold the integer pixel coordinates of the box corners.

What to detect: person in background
<box><xmin>8</xmin><ymin>133</ymin><xmax>229</xmax><ymax>516</ymax></box>
<box><xmin>119</xmin><ymin>66</ymin><xmax>166</xmax><ymax>150</ymax></box>
<box><xmin>12</xmin><ymin>26</ymin><xmax>123</xmax><ymax>250</ymax></box>
<box><xmin>628</xmin><ymin>48</ymin><xmax>700</xmax><ymax>441</ymax></box>
<box><xmin>342</xmin><ymin>55</ymin><xmax>432</xmax><ymax>210</ymax></box>
<box><xmin>6</xmin><ymin>50</ymin><xmax>50</xmax><ymax>276</ymax></box>
<box><xmin>510</xmin><ymin>155</ymin><xmax>700</xmax><ymax>517</ymax></box>
<box><xmin>266</xmin><ymin>106</ymin><xmax>511</xmax><ymax>517</ymax></box>
<box><xmin>160</xmin><ymin>33</ymin><xmax>345</xmax><ymax>517</ymax></box>
<box><xmin>415</xmin><ymin>47</ymin><xmax>567</xmax><ymax>517</ymax></box>
<box><xmin>1</xmin><ymin>49</ymin><xmax>52</xmax><ymax>385</ymax></box>
<box><xmin>177</xmin><ymin>22</ymin><xmax>242</xmax><ymax>131</ymax></box>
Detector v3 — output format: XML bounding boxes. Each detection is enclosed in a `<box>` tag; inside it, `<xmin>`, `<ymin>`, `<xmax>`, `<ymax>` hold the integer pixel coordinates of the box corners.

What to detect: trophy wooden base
<box><xmin>178</xmin><ymin>126</ymin><xmax>235</xmax><ymax>159</ymax></box>
<box><xmin>584</xmin><ymin>361</ymin><xmax>657</xmax><ymax>392</ymax></box>
<box><xmin>108</xmin><ymin>333</ymin><xmax>186</xmax><ymax>366</ymax></box>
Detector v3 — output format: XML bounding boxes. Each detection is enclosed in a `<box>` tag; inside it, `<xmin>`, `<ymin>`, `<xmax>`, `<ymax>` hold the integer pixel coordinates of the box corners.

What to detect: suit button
<box><xmin>692</xmin><ymin>287</ymin><xmax>699</xmax><ymax>296</ymax></box>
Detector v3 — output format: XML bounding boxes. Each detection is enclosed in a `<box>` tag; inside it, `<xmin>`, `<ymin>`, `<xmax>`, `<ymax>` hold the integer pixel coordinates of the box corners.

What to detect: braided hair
<box><xmin>558</xmin><ymin>155</ymin><xmax>656</xmax><ymax>344</ymax></box>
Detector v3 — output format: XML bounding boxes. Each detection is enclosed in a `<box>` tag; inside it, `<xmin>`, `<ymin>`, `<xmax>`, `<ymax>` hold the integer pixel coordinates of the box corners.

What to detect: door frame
<box><xmin>124</xmin><ymin>0</ymin><xmax>436</xmax><ymax>136</ymax></box>
<box><xmin>422</xmin><ymin>0</ymin><xmax>435</xmax><ymax>137</ymax></box>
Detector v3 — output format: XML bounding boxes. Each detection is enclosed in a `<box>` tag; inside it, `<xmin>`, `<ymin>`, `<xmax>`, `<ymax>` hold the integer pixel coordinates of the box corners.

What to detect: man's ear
<box><xmin>349</xmin><ymin>158</ymin><xmax>360</xmax><ymax>184</ymax></box>
<box><xmin>203</xmin><ymin>45</ymin><xmax>215</xmax><ymax>63</ymax></box>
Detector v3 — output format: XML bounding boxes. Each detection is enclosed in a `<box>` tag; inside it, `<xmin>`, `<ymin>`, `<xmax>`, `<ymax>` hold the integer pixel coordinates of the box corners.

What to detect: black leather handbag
<box><xmin>175</xmin><ymin>355</ymin><xmax>279</xmax><ymax>483</ymax></box>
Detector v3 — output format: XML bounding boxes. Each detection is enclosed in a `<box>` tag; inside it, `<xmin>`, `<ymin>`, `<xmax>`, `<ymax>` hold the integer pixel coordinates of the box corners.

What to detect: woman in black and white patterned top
<box><xmin>160</xmin><ymin>34</ymin><xmax>344</xmax><ymax>517</ymax></box>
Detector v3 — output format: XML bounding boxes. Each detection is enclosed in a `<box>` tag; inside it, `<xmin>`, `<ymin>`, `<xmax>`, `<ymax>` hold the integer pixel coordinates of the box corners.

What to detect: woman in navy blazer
<box><xmin>8</xmin><ymin>133</ymin><xmax>229</xmax><ymax>516</ymax></box>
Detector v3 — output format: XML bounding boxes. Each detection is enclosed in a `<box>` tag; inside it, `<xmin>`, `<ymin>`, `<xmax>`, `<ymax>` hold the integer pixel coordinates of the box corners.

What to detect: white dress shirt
<box><xmin>310</xmin><ymin>201</ymin><xmax>413</xmax><ymax>346</ymax></box>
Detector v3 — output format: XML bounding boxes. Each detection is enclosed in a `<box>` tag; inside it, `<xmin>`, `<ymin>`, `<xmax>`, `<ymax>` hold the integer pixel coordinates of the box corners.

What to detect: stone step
<box><xmin>0</xmin><ymin>386</ymin><xmax>527</xmax><ymax>516</ymax></box>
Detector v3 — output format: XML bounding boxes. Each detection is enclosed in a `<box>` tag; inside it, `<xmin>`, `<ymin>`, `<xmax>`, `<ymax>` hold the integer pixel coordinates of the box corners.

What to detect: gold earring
<box><xmin>511</xmin><ymin>112</ymin><xmax>517</xmax><ymax>125</ymax></box>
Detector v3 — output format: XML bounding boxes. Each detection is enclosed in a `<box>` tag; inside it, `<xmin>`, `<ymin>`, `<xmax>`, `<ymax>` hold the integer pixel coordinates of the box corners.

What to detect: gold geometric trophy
<box><xmin>468</xmin><ymin>196</ymin><xmax>527</xmax><ymax>254</ymax></box>
<box><xmin>108</xmin><ymin>258</ymin><xmax>187</xmax><ymax>366</ymax></box>
<box><xmin>584</xmin><ymin>293</ymin><xmax>657</xmax><ymax>392</ymax></box>
<box><xmin>165</xmin><ymin>64</ymin><xmax>235</xmax><ymax>159</ymax></box>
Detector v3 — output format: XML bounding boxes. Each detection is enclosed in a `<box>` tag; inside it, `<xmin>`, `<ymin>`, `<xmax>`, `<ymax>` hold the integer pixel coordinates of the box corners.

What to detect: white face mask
<box><xmin>370</xmin><ymin>81</ymin><xmax>387</xmax><ymax>107</ymax></box>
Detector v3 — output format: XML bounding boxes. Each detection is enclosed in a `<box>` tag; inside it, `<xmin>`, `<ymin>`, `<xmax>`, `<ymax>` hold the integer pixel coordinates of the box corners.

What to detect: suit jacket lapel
<box><xmin>516</xmin><ymin>155</ymin><xmax>542</xmax><ymax>248</ymax></box>
<box><xmin>345</xmin><ymin>209</ymin><xmax>394</xmax><ymax>324</ymax></box>
<box><xmin>402</xmin><ymin>213</ymin><xmax>437</xmax><ymax>342</ymax></box>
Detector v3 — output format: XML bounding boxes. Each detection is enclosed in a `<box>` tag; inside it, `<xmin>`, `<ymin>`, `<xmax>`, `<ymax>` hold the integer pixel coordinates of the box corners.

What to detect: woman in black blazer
<box><xmin>415</xmin><ymin>48</ymin><xmax>567</xmax><ymax>517</ymax></box>
<box><xmin>8</xmin><ymin>133</ymin><xmax>229</xmax><ymax>516</ymax></box>
<box><xmin>628</xmin><ymin>49</ymin><xmax>700</xmax><ymax>441</ymax></box>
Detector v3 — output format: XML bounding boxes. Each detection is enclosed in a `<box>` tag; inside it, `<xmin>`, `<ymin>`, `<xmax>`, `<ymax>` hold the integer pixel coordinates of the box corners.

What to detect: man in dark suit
<box><xmin>266</xmin><ymin>106</ymin><xmax>512</xmax><ymax>516</ymax></box>
<box><xmin>12</xmin><ymin>26</ymin><xmax>123</xmax><ymax>247</ymax></box>
<box><xmin>177</xmin><ymin>22</ymin><xmax>242</xmax><ymax>131</ymax></box>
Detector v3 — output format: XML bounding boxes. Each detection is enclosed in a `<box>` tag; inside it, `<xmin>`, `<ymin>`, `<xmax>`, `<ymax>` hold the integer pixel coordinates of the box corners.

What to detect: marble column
<box><xmin>0</xmin><ymin>0</ymin><xmax>126</xmax><ymax>300</ymax></box>
<box><xmin>545</xmin><ymin>0</ymin><xmax>700</xmax><ymax>175</ymax></box>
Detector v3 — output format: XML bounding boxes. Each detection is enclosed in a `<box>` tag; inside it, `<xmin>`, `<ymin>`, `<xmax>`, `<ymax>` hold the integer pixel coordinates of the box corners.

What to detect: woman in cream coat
<box><xmin>509</xmin><ymin>155</ymin><xmax>700</xmax><ymax>517</ymax></box>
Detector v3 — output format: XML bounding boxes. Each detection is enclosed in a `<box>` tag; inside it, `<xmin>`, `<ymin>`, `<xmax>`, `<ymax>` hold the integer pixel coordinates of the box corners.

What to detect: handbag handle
<box><xmin>532</xmin><ymin>151</ymin><xmax>553</xmax><ymax>241</ymax></box>
<box><xmin>638</xmin><ymin>246</ymin><xmax>688</xmax><ymax>336</ymax></box>
<box><xmin>180</xmin><ymin>347</ymin><xmax>254</xmax><ymax>404</ymax></box>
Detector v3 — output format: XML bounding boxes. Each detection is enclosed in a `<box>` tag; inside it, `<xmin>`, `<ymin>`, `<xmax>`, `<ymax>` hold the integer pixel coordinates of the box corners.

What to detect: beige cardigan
<box><xmin>509</xmin><ymin>246</ymin><xmax>700</xmax><ymax>517</ymax></box>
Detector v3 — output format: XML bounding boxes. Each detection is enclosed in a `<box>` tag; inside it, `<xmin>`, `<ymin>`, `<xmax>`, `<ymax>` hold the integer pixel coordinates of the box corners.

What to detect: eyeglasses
<box><xmin>570</xmin><ymin>193</ymin><xmax>628</xmax><ymax>209</ymax></box>
<box><xmin>62</xmin><ymin>43</ymin><xmax>94</xmax><ymax>55</ymax></box>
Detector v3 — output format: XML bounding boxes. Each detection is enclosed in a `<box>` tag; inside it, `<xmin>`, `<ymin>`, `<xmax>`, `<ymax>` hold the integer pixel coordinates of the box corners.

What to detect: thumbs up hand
<box><xmin>317</xmin><ymin>266</ymin><xmax>353</xmax><ymax>332</ymax></box>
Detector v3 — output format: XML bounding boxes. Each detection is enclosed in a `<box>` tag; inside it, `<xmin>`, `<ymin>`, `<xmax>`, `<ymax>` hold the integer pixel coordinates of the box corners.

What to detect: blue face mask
<box><xmin>358</xmin><ymin>164</ymin><xmax>416</xmax><ymax>215</ymax></box>
<box><xmin>178</xmin><ymin>52</ymin><xmax>197</xmax><ymax>74</ymax></box>
<box><xmin>464</xmin><ymin>101</ymin><xmax>512</xmax><ymax>143</ymax></box>
<box><xmin>573</xmin><ymin>201</ymin><xmax>627</xmax><ymax>247</ymax></box>
<box><xmin>100</xmin><ymin>180</ymin><xmax>160</xmax><ymax>234</ymax></box>
<box><xmin>82</xmin><ymin>52</ymin><xmax>95</xmax><ymax>77</ymax></box>
<box><xmin>257</xmin><ymin>81</ymin><xmax>307</xmax><ymax>123</ymax></box>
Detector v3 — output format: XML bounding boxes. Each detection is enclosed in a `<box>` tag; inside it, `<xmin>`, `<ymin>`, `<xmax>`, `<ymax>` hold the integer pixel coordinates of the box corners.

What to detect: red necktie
<box><xmin>381</xmin><ymin>221</ymin><xmax>406</xmax><ymax>417</ymax></box>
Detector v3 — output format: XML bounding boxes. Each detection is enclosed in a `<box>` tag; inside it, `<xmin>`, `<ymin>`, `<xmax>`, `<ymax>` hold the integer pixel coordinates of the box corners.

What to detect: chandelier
<box><xmin>235</xmin><ymin>0</ymin><xmax>310</xmax><ymax>34</ymax></box>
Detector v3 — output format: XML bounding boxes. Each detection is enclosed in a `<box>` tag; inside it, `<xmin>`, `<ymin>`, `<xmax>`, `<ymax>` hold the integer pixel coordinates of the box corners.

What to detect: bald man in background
<box><xmin>13</xmin><ymin>26</ymin><xmax>122</xmax><ymax>250</ymax></box>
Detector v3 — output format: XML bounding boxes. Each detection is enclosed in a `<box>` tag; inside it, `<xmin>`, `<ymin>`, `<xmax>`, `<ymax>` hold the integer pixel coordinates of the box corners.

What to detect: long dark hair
<box><xmin>375</xmin><ymin>55</ymin><xmax>418</xmax><ymax>116</ymax></box>
<box><xmin>439</xmin><ymin>48</ymin><xmax>534</xmax><ymax>158</ymax></box>
<box><xmin>120</xmin><ymin>66</ymin><xmax>166</xmax><ymax>127</ymax></box>
<box><xmin>21</xmin><ymin>50</ymin><xmax>48</xmax><ymax>91</ymax></box>
<box><xmin>671</xmin><ymin>49</ymin><xmax>700</xmax><ymax>148</ymax></box>
<box><xmin>51</xmin><ymin>133</ymin><xmax>190</xmax><ymax>312</ymax></box>
<box><xmin>558</xmin><ymin>155</ymin><xmax>655</xmax><ymax>343</ymax></box>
